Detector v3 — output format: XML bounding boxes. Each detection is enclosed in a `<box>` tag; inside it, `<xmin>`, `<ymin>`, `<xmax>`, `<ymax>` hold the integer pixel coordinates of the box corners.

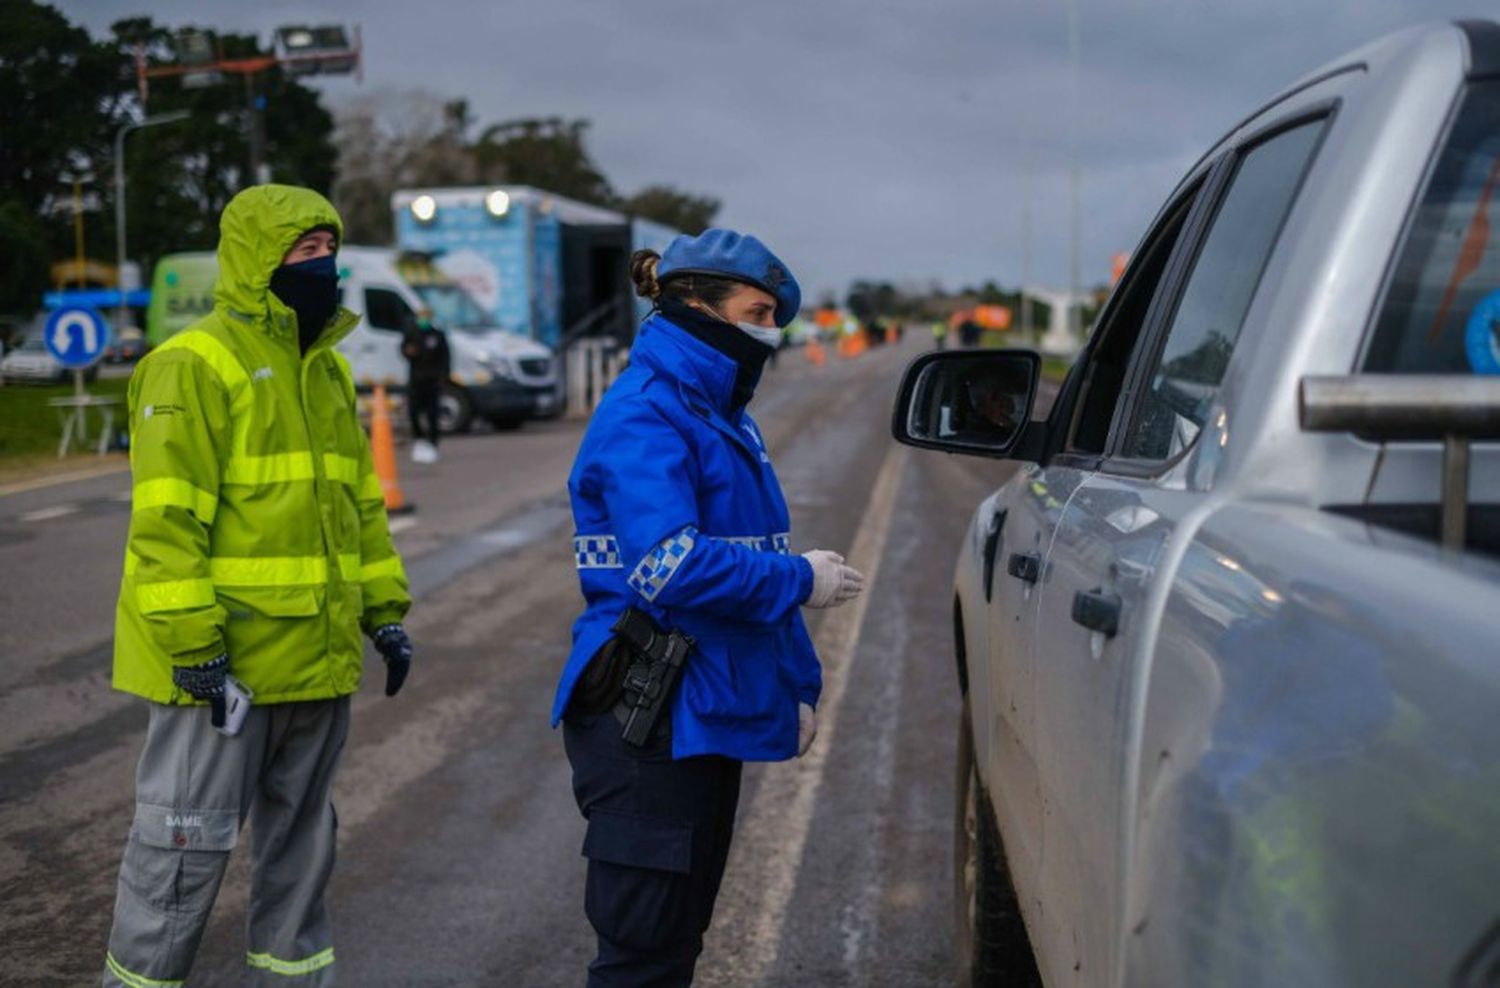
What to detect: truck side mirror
<box><xmin>892</xmin><ymin>349</ymin><xmax>1042</xmax><ymax>459</ymax></box>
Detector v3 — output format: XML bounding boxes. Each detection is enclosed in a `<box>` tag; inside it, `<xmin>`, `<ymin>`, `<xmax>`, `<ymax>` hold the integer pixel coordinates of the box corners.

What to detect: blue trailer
<box><xmin>391</xmin><ymin>186</ymin><xmax>678</xmax><ymax>348</ymax></box>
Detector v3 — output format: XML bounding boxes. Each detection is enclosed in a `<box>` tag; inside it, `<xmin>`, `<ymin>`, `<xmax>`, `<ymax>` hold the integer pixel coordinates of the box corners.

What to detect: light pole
<box><xmin>114</xmin><ymin>110</ymin><xmax>190</xmax><ymax>335</ymax></box>
<box><xmin>1065</xmin><ymin>0</ymin><xmax>1082</xmax><ymax>344</ymax></box>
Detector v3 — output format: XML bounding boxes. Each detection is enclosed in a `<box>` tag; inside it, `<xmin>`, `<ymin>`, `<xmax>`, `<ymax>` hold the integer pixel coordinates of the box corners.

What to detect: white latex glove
<box><xmin>798</xmin><ymin>702</ymin><xmax>818</xmax><ymax>757</ymax></box>
<box><xmin>802</xmin><ymin>549</ymin><xmax>866</xmax><ymax>608</ymax></box>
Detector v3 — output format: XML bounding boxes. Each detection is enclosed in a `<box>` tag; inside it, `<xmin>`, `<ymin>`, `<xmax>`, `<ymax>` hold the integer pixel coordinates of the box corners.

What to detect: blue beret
<box><xmin>658</xmin><ymin>228</ymin><xmax>802</xmax><ymax>327</ymax></box>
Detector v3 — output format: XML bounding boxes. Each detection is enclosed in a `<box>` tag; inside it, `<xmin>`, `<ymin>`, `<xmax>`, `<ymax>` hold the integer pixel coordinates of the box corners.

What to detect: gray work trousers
<box><xmin>102</xmin><ymin>697</ymin><xmax>350</xmax><ymax>987</ymax></box>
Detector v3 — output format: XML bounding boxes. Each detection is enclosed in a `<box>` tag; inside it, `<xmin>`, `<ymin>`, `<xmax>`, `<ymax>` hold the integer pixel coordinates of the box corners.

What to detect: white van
<box><xmin>148</xmin><ymin>246</ymin><xmax>560</xmax><ymax>432</ymax></box>
<box><xmin>336</xmin><ymin>247</ymin><xmax>559</xmax><ymax>431</ymax></box>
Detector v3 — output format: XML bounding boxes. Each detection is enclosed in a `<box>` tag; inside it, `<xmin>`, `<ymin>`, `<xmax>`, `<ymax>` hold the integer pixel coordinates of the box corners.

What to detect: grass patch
<box><xmin>1041</xmin><ymin>356</ymin><xmax>1074</xmax><ymax>383</ymax></box>
<box><xmin>0</xmin><ymin>376</ymin><xmax>131</xmax><ymax>461</ymax></box>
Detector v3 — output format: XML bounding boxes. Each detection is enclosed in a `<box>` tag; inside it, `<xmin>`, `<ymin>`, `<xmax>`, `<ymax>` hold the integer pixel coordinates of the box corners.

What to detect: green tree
<box><xmin>620</xmin><ymin>185</ymin><xmax>720</xmax><ymax>235</ymax></box>
<box><xmin>109</xmin><ymin>18</ymin><xmax>337</xmax><ymax>274</ymax></box>
<box><xmin>0</xmin><ymin>0</ymin><xmax>129</xmax><ymax>313</ymax></box>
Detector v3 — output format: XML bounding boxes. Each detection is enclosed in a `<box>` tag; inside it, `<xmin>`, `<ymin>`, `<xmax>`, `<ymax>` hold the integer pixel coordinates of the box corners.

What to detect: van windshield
<box><xmin>411</xmin><ymin>283</ymin><xmax>496</xmax><ymax>333</ymax></box>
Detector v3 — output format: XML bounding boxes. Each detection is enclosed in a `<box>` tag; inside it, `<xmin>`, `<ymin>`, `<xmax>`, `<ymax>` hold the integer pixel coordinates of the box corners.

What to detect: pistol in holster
<box><xmin>609</xmin><ymin>607</ymin><xmax>695</xmax><ymax>748</ymax></box>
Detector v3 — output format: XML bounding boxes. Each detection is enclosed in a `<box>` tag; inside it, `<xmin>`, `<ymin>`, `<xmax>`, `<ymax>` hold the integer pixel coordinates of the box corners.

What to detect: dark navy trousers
<box><xmin>563</xmin><ymin>710</ymin><xmax>743</xmax><ymax>988</ymax></box>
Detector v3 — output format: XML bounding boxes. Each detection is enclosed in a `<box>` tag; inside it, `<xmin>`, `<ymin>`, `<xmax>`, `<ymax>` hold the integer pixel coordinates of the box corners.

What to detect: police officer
<box><xmin>553</xmin><ymin>229</ymin><xmax>865</xmax><ymax>986</ymax></box>
<box><xmin>102</xmin><ymin>185</ymin><xmax>414</xmax><ymax>988</ymax></box>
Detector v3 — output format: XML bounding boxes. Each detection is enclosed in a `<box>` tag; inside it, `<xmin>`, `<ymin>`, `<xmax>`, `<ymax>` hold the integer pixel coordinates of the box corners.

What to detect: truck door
<box><xmin>1031</xmin><ymin>117</ymin><xmax>1328</xmax><ymax>985</ymax></box>
<box><xmin>360</xmin><ymin>286</ymin><xmax>416</xmax><ymax>387</ymax></box>
<box><xmin>982</xmin><ymin>168</ymin><xmax>1215</xmax><ymax>916</ymax></box>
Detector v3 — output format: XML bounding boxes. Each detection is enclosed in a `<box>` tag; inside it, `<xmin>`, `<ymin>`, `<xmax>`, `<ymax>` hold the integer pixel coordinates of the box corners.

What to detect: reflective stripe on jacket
<box><xmin>113</xmin><ymin>185</ymin><xmax>410</xmax><ymax>704</ymax></box>
<box><xmin>552</xmin><ymin>314</ymin><xmax>820</xmax><ymax>762</ymax></box>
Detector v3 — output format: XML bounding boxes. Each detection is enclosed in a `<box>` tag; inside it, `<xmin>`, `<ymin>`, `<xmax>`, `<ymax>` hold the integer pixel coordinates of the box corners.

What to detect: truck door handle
<box><xmin>982</xmin><ymin>510</ymin><xmax>1007</xmax><ymax>601</ymax></box>
<box><xmin>1007</xmin><ymin>551</ymin><xmax>1040</xmax><ymax>585</ymax></box>
<box><xmin>1071</xmin><ymin>588</ymin><xmax>1121</xmax><ymax>637</ymax></box>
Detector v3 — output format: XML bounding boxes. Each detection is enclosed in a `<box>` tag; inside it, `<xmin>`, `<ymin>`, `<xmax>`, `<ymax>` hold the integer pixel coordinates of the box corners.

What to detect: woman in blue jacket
<box><xmin>554</xmin><ymin>228</ymin><xmax>865</xmax><ymax>986</ymax></box>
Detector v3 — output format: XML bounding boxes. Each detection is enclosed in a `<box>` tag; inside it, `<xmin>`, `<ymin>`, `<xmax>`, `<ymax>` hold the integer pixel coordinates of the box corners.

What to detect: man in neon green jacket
<box><xmin>102</xmin><ymin>185</ymin><xmax>413</xmax><ymax>988</ymax></box>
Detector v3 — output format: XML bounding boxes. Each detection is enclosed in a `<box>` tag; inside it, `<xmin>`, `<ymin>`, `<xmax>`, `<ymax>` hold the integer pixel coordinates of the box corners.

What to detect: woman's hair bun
<box><xmin>629</xmin><ymin>249</ymin><xmax>662</xmax><ymax>301</ymax></box>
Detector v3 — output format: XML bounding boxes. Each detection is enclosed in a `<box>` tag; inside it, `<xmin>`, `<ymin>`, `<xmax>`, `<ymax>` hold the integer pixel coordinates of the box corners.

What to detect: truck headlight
<box><xmin>484</xmin><ymin>355</ymin><xmax>516</xmax><ymax>379</ymax></box>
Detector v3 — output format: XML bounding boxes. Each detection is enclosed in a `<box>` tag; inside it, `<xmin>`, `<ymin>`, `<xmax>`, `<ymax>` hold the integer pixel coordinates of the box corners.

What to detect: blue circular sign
<box><xmin>44</xmin><ymin>307</ymin><xmax>111</xmax><ymax>370</ymax></box>
<box><xmin>1464</xmin><ymin>289</ymin><xmax>1500</xmax><ymax>375</ymax></box>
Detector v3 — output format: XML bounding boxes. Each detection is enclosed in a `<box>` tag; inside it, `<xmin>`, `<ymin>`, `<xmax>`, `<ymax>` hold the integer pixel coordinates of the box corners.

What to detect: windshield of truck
<box><xmin>1365</xmin><ymin>80</ymin><xmax>1500</xmax><ymax>374</ymax></box>
<box><xmin>410</xmin><ymin>283</ymin><xmax>495</xmax><ymax>333</ymax></box>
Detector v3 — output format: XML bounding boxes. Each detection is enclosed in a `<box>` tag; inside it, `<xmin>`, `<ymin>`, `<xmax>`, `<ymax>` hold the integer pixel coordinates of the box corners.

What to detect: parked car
<box><xmin>103</xmin><ymin>329</ymin><xmax>148</xmax><ymax>364</ymax></box>
<box><xmin>0</xmin><ymin>329</ymin><xmax>98</xmax><ymax>384</ymax></box>
<box><xmin>893</xmin><ymin>20</ymin><xmax>1500</xmax><ymax>988</ymax></box>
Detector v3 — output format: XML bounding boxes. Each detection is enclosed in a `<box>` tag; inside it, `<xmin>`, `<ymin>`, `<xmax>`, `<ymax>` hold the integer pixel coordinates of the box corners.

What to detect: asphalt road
<box><xmin>0</xmin><ymin>334</ymin><xmax>1018</xmax><ymax>986</ymax></box>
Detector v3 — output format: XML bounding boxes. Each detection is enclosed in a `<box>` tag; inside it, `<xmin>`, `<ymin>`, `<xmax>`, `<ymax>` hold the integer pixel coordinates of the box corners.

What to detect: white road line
<box><xmin>0</xmin><ymin>461</ymin><xmax>129</xmax><ymax>498</ymax></box>
<box><xmin>18</xmin><ymin>504</ymin><xmax>80</xmax><ymax>523</ymax></box>
<box><xmin>388</xmin><ymin>516</ymin><xmax>418</xmax><ymax>535</ymax></box>
<box><xmin>717</xmin><ymin>443</ymin><xmax>908</xmax><ymax>984</ymax></box>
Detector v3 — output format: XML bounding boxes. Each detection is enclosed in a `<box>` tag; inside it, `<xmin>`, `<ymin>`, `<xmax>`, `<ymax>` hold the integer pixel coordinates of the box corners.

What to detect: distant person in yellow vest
<box><xmin>932</xmin><ymin>319</ymin><xmax>949</xmax><ymax>349</ymax></box>
<box><xmin>102</xmin><ymin>185</ymin><xmax>414</xmax><ymax>988</ymax></box>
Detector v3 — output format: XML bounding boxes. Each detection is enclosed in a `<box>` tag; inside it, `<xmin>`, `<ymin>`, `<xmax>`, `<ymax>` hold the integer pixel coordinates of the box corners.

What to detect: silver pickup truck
<box><xmin>893</xmin><ymin>20</ymin><xmax>1500</xmax><ymax>988</ymax></box>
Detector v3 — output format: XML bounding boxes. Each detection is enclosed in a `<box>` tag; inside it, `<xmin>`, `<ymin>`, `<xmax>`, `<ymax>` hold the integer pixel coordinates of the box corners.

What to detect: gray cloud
<box><xmin>61</xmin><ymin>0</ymin><xmax>1500</xmax><ymax>298</ymax></box>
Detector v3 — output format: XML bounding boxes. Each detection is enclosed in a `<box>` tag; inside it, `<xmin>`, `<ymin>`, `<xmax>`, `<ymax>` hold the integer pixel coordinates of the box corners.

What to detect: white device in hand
<box><xmin>217</xmin><ymin>676</ymin><xmax>254</xmax><ymax>737</ymax></box>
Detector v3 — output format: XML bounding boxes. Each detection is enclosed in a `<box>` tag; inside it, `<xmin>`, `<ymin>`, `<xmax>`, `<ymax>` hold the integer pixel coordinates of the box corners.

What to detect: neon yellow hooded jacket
<box><xmin>113</xmin><ymin>185</ymin><xmax>410</xmax><ymax>704</ymax></box>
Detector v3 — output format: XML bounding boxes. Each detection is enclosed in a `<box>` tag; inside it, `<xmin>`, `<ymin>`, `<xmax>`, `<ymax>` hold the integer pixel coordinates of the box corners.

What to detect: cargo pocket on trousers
<box><xmin>127</xmin><ymin>802</ymin><xmax>238</xmax><ymax>914</ymax></box>
<box><xmin>582</xmin><ymin>808</ymin><xmax>694</xmax><ymax>952</ymax></box>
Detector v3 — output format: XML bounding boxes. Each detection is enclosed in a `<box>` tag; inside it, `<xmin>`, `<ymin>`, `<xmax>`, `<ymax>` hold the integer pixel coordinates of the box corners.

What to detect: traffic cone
<box><xmin>805</xmin><ymin>338</ymin><xmax>827</xmax><ymax>366</ymax></box>
<box><xmin>370</xmin><ymin>384</ymin><xmax>414</xmax><ymax>515</ymax></box>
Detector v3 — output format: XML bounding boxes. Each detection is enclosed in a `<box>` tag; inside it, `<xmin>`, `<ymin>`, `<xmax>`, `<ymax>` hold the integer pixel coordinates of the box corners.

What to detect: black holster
<box><xmin>612</xmin><ymin>608</ymin><xmax>695</xmax><ymax>748</ymax></box>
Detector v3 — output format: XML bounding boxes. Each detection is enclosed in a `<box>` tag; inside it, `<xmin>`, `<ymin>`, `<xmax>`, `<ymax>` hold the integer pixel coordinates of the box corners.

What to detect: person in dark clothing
<box><xmin>400</xmin><ymin>312</ymin><xmax>451</xmax><ymax>464</ymax></box>
<box><xmin>958</xmin><ymin>314</ymin><xmax>984</xmax><ymax>348</ymax></box>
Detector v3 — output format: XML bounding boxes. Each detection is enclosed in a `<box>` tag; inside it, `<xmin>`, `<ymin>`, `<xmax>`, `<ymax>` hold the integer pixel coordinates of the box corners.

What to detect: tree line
<box><xmin>0</xmin><ymin>1</ymin><xmax>720</xmax><ymax>319</ymax></box>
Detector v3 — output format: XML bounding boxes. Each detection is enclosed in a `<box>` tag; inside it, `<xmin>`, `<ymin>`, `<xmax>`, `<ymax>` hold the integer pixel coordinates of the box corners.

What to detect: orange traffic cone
<box><xmin>805</xmin><ymin>338</ymin><xmax>827</xmax><ymax>366</ymax></box>
<box><xmin>370</xmin><ymin>384</ymin><xmax>414</xmax><ymax>515</ymax></box>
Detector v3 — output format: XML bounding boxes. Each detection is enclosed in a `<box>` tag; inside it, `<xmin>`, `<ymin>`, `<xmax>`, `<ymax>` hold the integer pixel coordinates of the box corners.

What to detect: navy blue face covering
<box><xmin>269</xmin><ymin>254</ymin><xmax>339</xmax><ymax>353</ymax></box>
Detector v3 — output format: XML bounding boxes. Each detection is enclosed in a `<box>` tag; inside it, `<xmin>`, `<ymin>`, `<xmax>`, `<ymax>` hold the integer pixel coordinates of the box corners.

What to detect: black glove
<box><xmin>173</xmin><ymin>653</ymin><xmax>229</xmax><ymax>728</ymax></box>
<box><xmin>372</xmin><ymin>623</ymin><xmax>413</xmax><ymax>697</ymax></box>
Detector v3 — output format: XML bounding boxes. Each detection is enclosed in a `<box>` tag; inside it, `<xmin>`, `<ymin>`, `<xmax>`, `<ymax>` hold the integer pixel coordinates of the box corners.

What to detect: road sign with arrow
<box><xmin>44</xmin><ymin>307</ymin><xmax>112</xmax><ymax>370</ymax></box>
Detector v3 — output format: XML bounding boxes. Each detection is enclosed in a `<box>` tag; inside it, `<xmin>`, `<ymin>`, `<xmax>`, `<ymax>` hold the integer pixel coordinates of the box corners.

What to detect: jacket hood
<box><xmin>214</xmin><ymin>185</ymin><xmax>344</xmax><ymax>321</ymax></box>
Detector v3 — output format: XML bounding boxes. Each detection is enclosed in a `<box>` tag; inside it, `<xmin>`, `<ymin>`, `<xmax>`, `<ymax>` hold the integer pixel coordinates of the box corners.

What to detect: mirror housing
<box><xmin>891</xmin><ymin>349</ymin><xmax>1043</xmax><ymax>459</ymax></box>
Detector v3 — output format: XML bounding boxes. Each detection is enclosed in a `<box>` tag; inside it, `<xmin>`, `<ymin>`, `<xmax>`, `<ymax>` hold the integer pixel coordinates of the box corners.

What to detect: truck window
<box><xmin>1365</xmin><ymin>80</ymin><xmax>1500</xmax><ymax>374</ymax></box>
<box><xmin>1065</xmin><ymin>182</ymin><xmax>1202</xmax><ymax>455</ymax></box>
<box><xmin>364</xmin><ymin>287</ymin><xmax>414</xmax><ymax>333</ymax></box>
<box><xmin>1120</xmin><ymin>119</ymin><xmax>1325</xmax><ymax>462</ymax></box>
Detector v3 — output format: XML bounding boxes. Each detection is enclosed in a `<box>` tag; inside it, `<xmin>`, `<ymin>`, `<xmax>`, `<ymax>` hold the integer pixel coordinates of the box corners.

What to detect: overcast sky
<box><xmin>62</xmin><ymin>0</ymin><xmax>1500</xmax><ymax>300</ymax></box>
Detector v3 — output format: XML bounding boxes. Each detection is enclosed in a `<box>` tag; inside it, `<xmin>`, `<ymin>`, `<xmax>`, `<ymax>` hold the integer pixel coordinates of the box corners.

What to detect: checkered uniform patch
<box><xmin>574</xmin><ymin>535</ymin><xmax>622</xmax><ymax>569</ymax></box>
<box><xmin>712</xmin><ymin>532</ymin><xmax>792</xmax><ymax>555</ymax></box>
<box><xmin>628</xmin><ymin>527</ymin><xmax>698</xmax><ymax>602</ymax></box>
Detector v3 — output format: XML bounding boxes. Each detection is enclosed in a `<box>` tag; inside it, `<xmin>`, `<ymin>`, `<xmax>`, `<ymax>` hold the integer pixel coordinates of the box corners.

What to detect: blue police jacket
<box><xmin>552</xmin><ymin>312</ymin><xmax>821</xmax><ymax>761</ymax></box>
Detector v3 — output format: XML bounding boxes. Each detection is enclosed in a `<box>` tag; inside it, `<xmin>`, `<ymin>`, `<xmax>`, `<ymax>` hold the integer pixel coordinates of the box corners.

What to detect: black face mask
<box><xmin>660</xmin><ymin>297</ymin><xmax>772</xmax><ymax>410</ymax></box>
<box><xmin>269</xmin><ymin>254</ymin><xmax>339</xmax><ymax>353</ymax></box>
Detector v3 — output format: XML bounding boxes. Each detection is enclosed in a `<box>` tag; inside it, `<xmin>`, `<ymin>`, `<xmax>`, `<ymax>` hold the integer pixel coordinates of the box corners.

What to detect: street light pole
<box><xmin>114</xmin><ymin>111</ymin><xmax>190</xmax><ymax>336</ymax></box>
<box><xmin>1065</xmin><ymin>0</ymin><xmax>1082</xmax><ymax>344</ymax></box>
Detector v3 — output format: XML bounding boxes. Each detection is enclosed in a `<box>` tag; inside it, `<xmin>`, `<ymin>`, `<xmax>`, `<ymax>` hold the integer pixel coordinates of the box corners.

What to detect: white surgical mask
<box><xmin>737</xmin><ymin>322</ymin><xmax>782</xmax><ymax>349</ymax></box>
